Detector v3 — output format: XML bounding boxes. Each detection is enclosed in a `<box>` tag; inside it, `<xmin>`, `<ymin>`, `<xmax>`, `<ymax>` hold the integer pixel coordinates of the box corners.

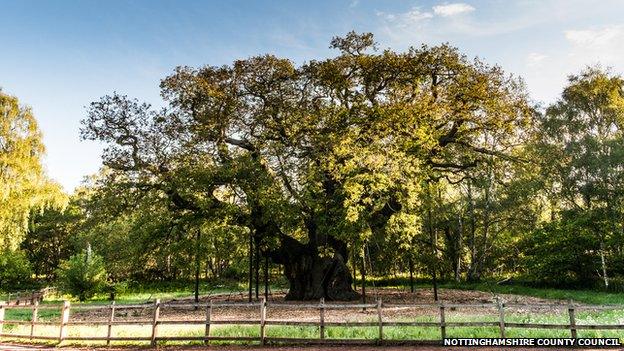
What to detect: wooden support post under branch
<box><xmin>30</xmin><ymin>300</ymin><xmax>39</xmax><ymax>340</ymax></box>
<box><xmin>260</xmin><ymin>297</ymin><xmax>267</xmax><ymax>345</ymax></box>
<box><xmin>107</xmin><ymin>301</ymin><xmax>115</xmax><ymax>347</ymax></box>
<box><xmin>204</xmin><ymin>300</ymin><xmax>212</xmax><ymax>345</ymax></box>
<box><xmin>377</xmin><ymin>298</ymin><xmax>383</xmax><ymax>341</ymax></box>
<box><xmin>439</xmin><ymin>302</ymin><xmax>446</xmax><ymax>340</ymax></box>
<box><xmin>319</xmin><ymin>298</ymin><xmax>325</xmax><ymax>340</ymax></box>
<box><xmin>58</xmin><ymin>300</ymin><xmax>70</xmax><ymax>344</ymax></box>
<box><xmin>151</xmin><ymin>299</ymin><xmax>160</xmax><ymax>347</ymax></box>
<box><xmin>568</xmin><ymin>300</ymin><xmax>577</xmax><ymax>339</ymax></box>
<box><xmin>497</xmin><ymin>298</ymin><xmax>506</xmax><ymax>338</ymax></box>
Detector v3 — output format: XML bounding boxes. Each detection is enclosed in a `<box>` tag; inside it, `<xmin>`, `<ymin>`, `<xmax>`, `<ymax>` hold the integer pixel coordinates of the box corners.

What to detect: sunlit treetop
<box><xmin>82</xmin><ymin>32</ymin><xmax>532</xmax><ymax>299</ymax></box>
<box><xmin>0</xmin><ymin>90</ymin><xmax>66</xmax><ymax>250</ymax></box>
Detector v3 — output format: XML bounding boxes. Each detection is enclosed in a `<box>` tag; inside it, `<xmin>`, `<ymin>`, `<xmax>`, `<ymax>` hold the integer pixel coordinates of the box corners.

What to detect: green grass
<box><xmin>3</xmin><ymin>308</ymin><xmax>624</xmax><ymax>346</ymax></box>
<box><xmin>31</xmin><ymin>280</ymin><xmax>283</xmax><ymax>305</ymax></box>
<box><xmin>359</xmin><ymin>275</ymin><xmax>624</xmax><ymax>305</ymax></box>
<box><xmin>438</xmin><ymin>281</ymin><xmax>624</xmax><ymax>305</ymax></box>
<box><xmin>5</xmin><ymin>306</ymin><xmax>61</xmax><ymax>322</ymax></box>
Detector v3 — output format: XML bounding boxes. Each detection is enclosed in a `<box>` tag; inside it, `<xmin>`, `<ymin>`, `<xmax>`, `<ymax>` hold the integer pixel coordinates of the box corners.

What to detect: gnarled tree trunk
<box><xmin>283</xmin><ymin>251</ymin><xmax>358</xmax><ymax>300</ymax></box>
<box><xmin>249</xmin><ymin>200</ymin><xmax>359</xmax><ymax>301</ymax></box>
<box><xmin>267</xmin><ymin>232</ymin><xmax>359</xmax><ymax>301</ymax></box>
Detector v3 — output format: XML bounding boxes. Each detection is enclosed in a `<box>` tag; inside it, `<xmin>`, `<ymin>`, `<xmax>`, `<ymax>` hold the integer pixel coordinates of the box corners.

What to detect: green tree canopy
<box><xmin>0</xmin><ymin>90</ymin><xmax>66</xmax><ymax>250</ymax></box>
<box><xmin>534</xmin><ymin>67</ymin><xmax>624</xmax><ymax>288</ymax></box>
<box><xmin>82</xmin><ymin>32</ymin><xmax>532</xmax><ymax>300</ymax></box>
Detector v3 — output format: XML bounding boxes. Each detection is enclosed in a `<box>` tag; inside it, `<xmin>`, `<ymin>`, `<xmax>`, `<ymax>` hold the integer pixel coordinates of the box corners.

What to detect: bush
<box><xmin>522</xmin><ymin>220</ymin><xmax>599</xmax><ymax>288</ymax></box>
<box><xmin>56</xmin><ymin>247</ymin><xmax>107</xmax><ymax>301</ymax></box>
<box><xmin>221</xmin><ymin>265</ymin><xmax>246</xmax><ymax>280</ymax></box>
<box><xmin>104</xmin><ymin>280</ymin><xmax>131</xmax><ymax>300</ymax></box>
<box><xmin>0</xmin><ymin>250</ymin><xmax>33</xmax><ymax>288</ymax></box>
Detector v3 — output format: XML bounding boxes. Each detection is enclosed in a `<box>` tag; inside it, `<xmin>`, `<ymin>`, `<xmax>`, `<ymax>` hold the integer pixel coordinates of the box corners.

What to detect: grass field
<box><xmin>2</xmin><ymin>318</ymin><xmax>624</xmax><ymax>348</ymax></box>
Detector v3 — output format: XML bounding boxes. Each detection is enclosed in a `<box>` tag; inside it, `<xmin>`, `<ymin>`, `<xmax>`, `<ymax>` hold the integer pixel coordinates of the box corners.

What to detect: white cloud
<box><xmin>432</xmin><ymin>3</ymin><xmax>475</xmax><ymax>17</ymax></box>
<box><xmin>565</xmin><ymin>25</ymin><xmax>624</xmax><ymax>47</ymax></box>
<box><xmin>564</xmin><ymin>25</ymin><xmax>624</xmax><ymax>64</ymax></box>
<box><xmin>374</xmin><ymin>1</ymin><xmax>624</xmax><ymax>105</ymax></box>
<box><xmin>378</xmin><ymin>2</ymin><xmax>533</xmax><ymax>42</ymax></box>
<box><xmin>526</xmin><ymin>52</ymin><xmax>548</xmax><ymax>67</ymax></box>
<box><xmin>377</xmin><ymin>7</ymin><xmax>433</xmax><ymax>28</ymax></box>
<box><xmin>404</xmin><ymin>8</ymin><xmax>434</xmax><ymax>22</ymax></box>
<box><xmin>522</xmin><ymin>24</ymin><xmax>624</xmax><ymax>105</ymax></box>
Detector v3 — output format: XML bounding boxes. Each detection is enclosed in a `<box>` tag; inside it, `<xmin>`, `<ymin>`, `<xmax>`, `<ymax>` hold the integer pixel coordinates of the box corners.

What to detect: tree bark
<box><xmin>264</xmin><ymin>255</ymin><xmax>269</xmax><ymax>300</ymax></box>
<box><xmin>599</xmin><ymin>237</ymin><xmax>609</xmax><ymax>288</ymax></box>
<box><xmin>352</xmin><ymin>248</ymin><xmax>357</xmax><ymax>291</ymax></box>
<box><xmin>475</xmin><ymin>164</ymin><xmax>492</xmax><ymax>282</ymax></box>
<box><xmin>466</xmin><ymin>178</ymin><xmax>480</xmax><ymax>282</ymax></box>
<box><xmin>456</xmin><ymin>213</ymin><xmax>463</xmax><ymax>282</ymax></box>
<box><xmin>248</xmin><ymin>231</ymin><xmax>253</xmax><ymax>302</ymax></box>
<box><xmin>268</xmin><ymin>233</ymin><xmax>359</xmax><ymax>301</ymax></box>
<box><xmin>427</xmin><ymin>184</ymin><xmax>439</xmax><ymax>301</ymax></box>
<box><xmin>361</xmin><ymin>248</ymin><xmax>367</xmax><ymax>303</ymax></box>
<box><xmin>194</xmin><ymin>229</ymin><xmax>201</xmax><ymax>304</ymax></box>
<box><xmin>282</xmin><ymin>253</ymin><xmax>358</xmax><ymax>300</ymax></box>
<box><xmin>255</xmin><ymin>237</ymin><xmax>260</xmax><ymax>300</ymax></box>
<box><xmin>408</xmin><ymin>256</ymin><xmax>415</xmax><ymax>293</ymax></box>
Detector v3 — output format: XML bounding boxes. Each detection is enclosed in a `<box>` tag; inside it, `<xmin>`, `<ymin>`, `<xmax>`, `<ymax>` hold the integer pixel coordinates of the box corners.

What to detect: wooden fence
<box><xmin>1</xmin><ymin>298</ymin><xmax>623</xmax><ymax>346</ymax></box>
<box><xmin>3</xmin><ymin>287</ymin><xmax>56</xmax><ymax>306</ymax></box>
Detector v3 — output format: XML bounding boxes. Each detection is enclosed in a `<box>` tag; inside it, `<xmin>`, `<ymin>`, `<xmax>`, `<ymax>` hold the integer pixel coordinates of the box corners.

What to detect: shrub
<box><xmin>522</xmin><ymin>221</ymin><xmax>599</xmax><ymax>288</ymax></box>
<box><xmin>56</xmin><ymin>247</ymin><xmax>107</xmax><ymax>301</ymax></box>
<box><xmin>0</xmin><ymin>250</ymin><xmax>33</xmax><ymax>288</ymax></box>
<box><xmin>221</xmin><ymin>265</ymin><xmax>246</xmax><ymax>280</ymax></box>
<box><xmin>105</xmin><ymin>280</ymin><xmax>131</xmax><ymax>300</ymax></box>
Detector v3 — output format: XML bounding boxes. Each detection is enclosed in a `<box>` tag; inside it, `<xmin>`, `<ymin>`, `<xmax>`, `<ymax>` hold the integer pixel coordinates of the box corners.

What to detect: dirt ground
<box><xmin>71</xmin><ymin>287</ymin><xmax>575</xmax><ymax>323</ymax></box>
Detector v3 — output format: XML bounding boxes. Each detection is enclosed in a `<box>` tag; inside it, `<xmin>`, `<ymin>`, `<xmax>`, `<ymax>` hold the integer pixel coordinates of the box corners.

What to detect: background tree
<box><xmin>56</xmin><ymin>245</ymin><xmax>107</xmax><ymax>301</ymax></box>
<box><xmin>531</xmin><ymin>67</ymin><xmax>624</xmax><ymax>288</ymax></box>
<box><xmin>0</xmin><ymin>250</ymin><xmax>32</xmax><ymax>288</ymax></box>
<box><xmin>0</xmin><ymin>90</ymin><xmax>66</xmax><ymax>250</ymax></box>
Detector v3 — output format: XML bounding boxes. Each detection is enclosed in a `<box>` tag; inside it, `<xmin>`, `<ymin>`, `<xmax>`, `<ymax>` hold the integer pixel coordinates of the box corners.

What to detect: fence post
<box><xmin>260</xmin><ymin>297</ymin><xmax>267</xmax><ymax>345</ymax></box>
<box><xmin>497</xmin><ymin>298</ymin><xmax>506</xmax><ymax>338</ymax></box>
<box><xmin>0</xmin><ymin>301</ymin><xmax>5</xmax><ymax>338</ymax></box>
<box><xmin>568</xmin><ymin>300</ymin><xmax>577</xmax><ymax>339</ymax></box>
<box><xmin>439</xmin><ymin>302</ymin><xmax>446</xmax><ymax>340</ymax></box>
<box><xmin>319</xmin><ymin>298</ymin><xmax>325</xmax><ymax>340</ymax></box>
<box><xmin>58</xmin><ymin>300</ymin><xmax>70</xmax><ymax>344</ymax></box>
<box><xmin>106</xmin><ymin>301</ymin><xmax>115</xmax><ymax>347</ymax></box>
<box><xmin>376</xmin><ymin>298</ymin><xmax>383</xmax><ymax>342</ymax></box>
<box><xmin>204</xmin><ymin>300</ymin><xmax>212</xmax><ymax>345</ymax></box>
<box><xmin>30</xmin><ymin>300</ymin><xmax>39</xmax><ymax>339</ymax></box>
<box><xmin>150</xmin><ymin>299</ymin><xmax>160</xmax><ymax>347</ymax></box>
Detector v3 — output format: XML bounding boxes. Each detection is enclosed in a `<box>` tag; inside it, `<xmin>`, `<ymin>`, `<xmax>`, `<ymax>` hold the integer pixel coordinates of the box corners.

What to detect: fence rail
<box><xmin>0</xmin><ymin>298</ymin><xmax>623</xmax><ymax>346</ymax></box>
<box><xmin>2</xmin><ymin>287</ymin><xmax>56</xmax><ymax>306</ymax></box>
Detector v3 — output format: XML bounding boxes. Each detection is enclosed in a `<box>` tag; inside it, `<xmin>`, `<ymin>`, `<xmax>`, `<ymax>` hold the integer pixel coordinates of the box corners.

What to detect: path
<box><xmin>2</xmin><ymin>344</ymin><xmax>623</xmax><ymax>351</ymax></box>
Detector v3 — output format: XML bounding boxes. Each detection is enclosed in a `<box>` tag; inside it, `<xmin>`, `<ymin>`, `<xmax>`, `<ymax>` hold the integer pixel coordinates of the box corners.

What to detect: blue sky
<box><xmin>2</xmin><ymin>0</ymin><xmax>624</xmax><ymax>192</ymax></box>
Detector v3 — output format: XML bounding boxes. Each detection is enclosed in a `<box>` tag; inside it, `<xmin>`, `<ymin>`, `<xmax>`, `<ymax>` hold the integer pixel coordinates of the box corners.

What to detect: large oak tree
<box><xmin>82</xmin><ymin>33</ymin><xmax>531</xmax><ymax>300</ymax></box>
